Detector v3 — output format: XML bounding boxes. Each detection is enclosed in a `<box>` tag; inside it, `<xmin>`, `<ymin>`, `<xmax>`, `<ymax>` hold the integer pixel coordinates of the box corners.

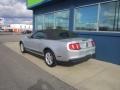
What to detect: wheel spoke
<box><xmin>45</xmin><ymin>52</ymin><xmax>53</xmax><ymax>65</ymax></box>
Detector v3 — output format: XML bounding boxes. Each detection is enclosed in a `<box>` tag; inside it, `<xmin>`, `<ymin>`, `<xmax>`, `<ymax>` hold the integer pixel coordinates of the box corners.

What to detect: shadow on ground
<box><xmin>27</xmin><ymin>51</ymin><xmax>96</xmax><ymax>67</ymax></box>
<box><xmin>28</xmin><ymin>79</ymin><xmax>55</xmax><ymax>90</ymax></box>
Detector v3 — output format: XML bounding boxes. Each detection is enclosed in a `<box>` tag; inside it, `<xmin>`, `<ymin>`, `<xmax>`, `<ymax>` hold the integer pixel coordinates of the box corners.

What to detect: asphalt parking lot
<box><xmin>4</xmin><ymin>41</ymin><xmax>120</xmax><ymax>90</ymax></box>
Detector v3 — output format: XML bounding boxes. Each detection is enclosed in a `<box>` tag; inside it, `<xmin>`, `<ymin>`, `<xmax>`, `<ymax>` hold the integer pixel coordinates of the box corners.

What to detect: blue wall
<box><xmin>33</xmin><ymin>0</ymin><xmax>120</xmax><ymax>64</ymax></box>
<box><xmin>78</xmin><ymin>32</ymin><xmax>120</xmax><ymax>65</ymax></box>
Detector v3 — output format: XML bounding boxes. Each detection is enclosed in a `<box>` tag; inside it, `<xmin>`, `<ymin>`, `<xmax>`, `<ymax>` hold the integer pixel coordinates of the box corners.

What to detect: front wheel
<box><xmin>20</xmin><ymin>43</ymin><xmax>26</xmax><ymax>53</ymax></box>
<box><xmin>44</xmin><ymin>50</ymin><xmax>57</xmax><ymax>67</ymax></box>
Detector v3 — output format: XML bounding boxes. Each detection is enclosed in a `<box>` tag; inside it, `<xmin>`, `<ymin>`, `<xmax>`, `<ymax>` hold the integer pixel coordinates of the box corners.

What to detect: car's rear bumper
<box><xmin>56</xmin><ymin>47</ymin><xmax>95</xmax><ymax>62</ymax></box>
<box><xmin>68</xmin><ymin>54</ymin><xmax>95</xmax><ymax>63</ymax></box>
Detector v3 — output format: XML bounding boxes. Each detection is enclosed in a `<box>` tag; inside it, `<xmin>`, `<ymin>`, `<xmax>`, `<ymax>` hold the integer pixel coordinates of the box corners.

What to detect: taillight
<box><xmin>69</xmin><ymin>43</ymin><xmax>81</xmax><ymax>50</ymax></box>
<box><xmin>91</xmin><ymin>40</ymin><xmax>95</xmax><ymax>46</ymax></box>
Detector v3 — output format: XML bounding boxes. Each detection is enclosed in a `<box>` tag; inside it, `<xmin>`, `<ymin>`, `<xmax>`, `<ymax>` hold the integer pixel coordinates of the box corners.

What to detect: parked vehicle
<box><xmin>19</xmin><ymin>29</ymin><xmax>95</xmax><ymax>67</ymax></box>
<box><xmin>21</xmin><ymin>30</ymin><xmax>32</xmax><ymax>34</ymax></box>
<box><xmin>0</xmin><ymin>29</ymin><xmax>3</xmax><ymax>32</ymax></box>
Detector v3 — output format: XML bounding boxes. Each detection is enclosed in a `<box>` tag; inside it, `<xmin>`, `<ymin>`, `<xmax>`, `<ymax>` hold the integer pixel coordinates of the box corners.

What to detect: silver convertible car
<box><xmin>19</xmin><ymin>29</ymin><xmax>95</xmax><ymax>67</ymax></box>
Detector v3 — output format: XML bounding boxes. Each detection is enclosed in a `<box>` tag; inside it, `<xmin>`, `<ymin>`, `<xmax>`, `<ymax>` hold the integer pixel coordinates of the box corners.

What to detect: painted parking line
<box><xmin>4</xmin><ymin>42</ymin><xmax>120</xmax><ymax>90</ymax></box>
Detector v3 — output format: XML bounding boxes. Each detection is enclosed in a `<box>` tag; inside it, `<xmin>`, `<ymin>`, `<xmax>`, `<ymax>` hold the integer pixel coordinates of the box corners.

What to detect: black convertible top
<box><xmin>35</xmin><ymin>29</ymin><xmax>79</xmax><ymax>40</ymax></box>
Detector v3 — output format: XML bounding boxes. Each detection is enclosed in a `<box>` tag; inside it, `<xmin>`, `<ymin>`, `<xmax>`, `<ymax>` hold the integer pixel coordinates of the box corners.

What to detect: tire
<box><xmin>20</xmin><ymin>42</ymin><xmax>26</xmax><ymax>53</ymax></box>
<box><xmin>44</xmin><ymin>50</ymin><xmax>57</xmax><ymax>67</ymax></box>
<box><xmin>92</xmin><ymin>54</ymin><xmax>96</xmax><ymax>58</ymax></box>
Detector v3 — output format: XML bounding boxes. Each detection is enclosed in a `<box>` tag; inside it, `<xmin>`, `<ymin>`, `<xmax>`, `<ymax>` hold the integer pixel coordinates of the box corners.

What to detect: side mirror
<box><xmin>27</xmin><ymin>35</ymin><xmax>32</xmax><ymax>39</ymax></box>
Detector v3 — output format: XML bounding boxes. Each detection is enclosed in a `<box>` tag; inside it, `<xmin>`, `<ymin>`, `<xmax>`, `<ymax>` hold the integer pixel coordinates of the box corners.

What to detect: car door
<box><xmin>28</xmin><ymin>31</ymin><xmax>46</xmax><ymax>52</ymax></box>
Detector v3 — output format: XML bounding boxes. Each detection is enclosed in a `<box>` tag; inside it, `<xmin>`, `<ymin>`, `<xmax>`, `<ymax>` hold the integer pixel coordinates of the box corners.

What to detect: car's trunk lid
<box><xmin>59</xmin><ymin>38</ymin><xmax>93</xmax><ymax>49</ymax></box>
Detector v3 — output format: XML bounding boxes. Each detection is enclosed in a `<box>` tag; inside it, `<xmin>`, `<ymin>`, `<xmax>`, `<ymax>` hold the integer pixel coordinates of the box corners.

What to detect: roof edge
<box><xmin>27</xmin><ymin>0</ymin><xmax>52</xmax><ymax>10</ymax></box>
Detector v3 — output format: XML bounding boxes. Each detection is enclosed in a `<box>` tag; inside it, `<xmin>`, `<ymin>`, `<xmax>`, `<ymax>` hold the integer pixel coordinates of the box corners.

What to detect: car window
<box><xmin>32</xmin><ymin>32</ymin><xmax>46</xmax><ymax>39</ymax></box>
<box><xmin>58</xmin><ymin>31</ymin><xmax>79</xmax><ymax>39</ymax></box>
<box><xmin>59</xmin><ymin>32</ymin><xmax>70</xmax><ymax>38</ymax></box>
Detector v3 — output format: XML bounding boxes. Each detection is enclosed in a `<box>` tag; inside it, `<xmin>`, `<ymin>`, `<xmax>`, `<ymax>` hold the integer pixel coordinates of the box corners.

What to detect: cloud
<box><xmin>5</xmin><ymin>17</ymin><xmax>32</xmax><ymax>24</ymax></box>
<box><xmin>0</xmin><ymin>0</ymin><xmax>32</xmax><ymax>24</ymax></box>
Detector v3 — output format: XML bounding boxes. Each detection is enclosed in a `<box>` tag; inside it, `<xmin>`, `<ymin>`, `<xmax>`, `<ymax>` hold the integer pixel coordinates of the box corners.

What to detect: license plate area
<box><xmin>80</xmin><ymin>42</ymin><xmax>87</xmax><ymax>49</ymax></box>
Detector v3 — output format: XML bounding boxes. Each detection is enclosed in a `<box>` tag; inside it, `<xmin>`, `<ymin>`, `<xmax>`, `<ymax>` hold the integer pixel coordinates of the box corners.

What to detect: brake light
<box><xmin>91</xmin><ymin>40</ymin><xmax>95</xmax><ymax>46</ymax></box>
<box><xmin>69</xmin><ymin>43</ymin><xmax>81</xmax><ymax>50</ymax></box>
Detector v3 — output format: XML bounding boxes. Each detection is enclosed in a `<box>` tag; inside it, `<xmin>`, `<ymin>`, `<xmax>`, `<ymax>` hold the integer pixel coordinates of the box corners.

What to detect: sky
<box><xmin>0</xmin><ymin>0</ymin><xmax>32</xmax><ymax>24</ymax></box>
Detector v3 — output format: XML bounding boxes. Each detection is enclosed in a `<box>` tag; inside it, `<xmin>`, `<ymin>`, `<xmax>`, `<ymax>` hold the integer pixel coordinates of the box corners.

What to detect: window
<box><xmin>74</xmin><ymin>1</ymin><xmax>120</xmax><ymax>32</ymax></box>
<box><xmin>75</xmin><ymin>5</ymin><xmax>98</xmax><ymax>31</ymax></box>
<box><xmin>32</xmin><ymin>32</ymin><xmax>46</xmax><ymax>39</ymax></box>
<box><xmin>34</xmin><ymin>10</ymin><xmax>69</xmax><ymax>31</ymax></box>
<box><xmin>44</xmin><ymin>13</ymin><xmax>54</xmax><ymax>30</ymax></box>
<box><xmin>20</xmin><ymin>26</ymin><xmax>22</xmax><ymax>29</ymax></box>
<box><xmin>116</xmin><ymin>1</ymin><xmax>120</xmax><ymax>31</ymax></box>
<box><xmin>55</xmin><ymin>10</ymin><xmax>69</xmax><ymax>30</ymax></box>
<box><xmin>35</xmin><ymin>15</ymin><xmax>44</xmax><ymax>30</ymax></box>
<box><xmin>99</xmin><ymin>1</ymin><xmax>117</xmax><ymax>31</ymax></box>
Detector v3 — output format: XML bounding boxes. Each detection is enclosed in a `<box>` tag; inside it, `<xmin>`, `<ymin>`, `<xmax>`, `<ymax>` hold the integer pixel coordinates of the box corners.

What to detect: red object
<box><xmin>69</xmin><ymin>43</ymin><xmax>81</xmax><ymax>50</ymax></box>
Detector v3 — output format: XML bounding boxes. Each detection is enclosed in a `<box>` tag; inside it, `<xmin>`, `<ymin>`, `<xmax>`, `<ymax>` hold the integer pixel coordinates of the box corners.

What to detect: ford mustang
<box><xmin>19</xmin><ymin>29</ymin><xmax>95</xmax><ymax>67</ymax></box>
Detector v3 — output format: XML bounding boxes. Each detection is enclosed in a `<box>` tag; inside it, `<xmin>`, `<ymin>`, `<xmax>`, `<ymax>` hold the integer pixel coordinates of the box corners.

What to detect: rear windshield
<box><xmin>46</xmin><ymin>31</ymin><xmax>79</xmax><ymax>40</ymax></box>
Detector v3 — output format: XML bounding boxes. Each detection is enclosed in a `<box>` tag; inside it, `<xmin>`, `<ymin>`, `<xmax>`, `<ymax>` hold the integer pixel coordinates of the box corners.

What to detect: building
<box><xmin>0</xmin><ymin>18</ymin><xmax>4</xmax><ymax>30</ymax></box>
<box><xmin>0</xmin><ymin>18</ymin><xmax>4</xmax><ymax>25</ymax></box>
<box><xmin>27</xmin><ymin>0</ymin><xmax>120</xmax><ymax>64</ymax></box>
<box><xmin>3</xmin><ymin>24</ymin><xmax>33</xmax><ymax>32</ymax></box>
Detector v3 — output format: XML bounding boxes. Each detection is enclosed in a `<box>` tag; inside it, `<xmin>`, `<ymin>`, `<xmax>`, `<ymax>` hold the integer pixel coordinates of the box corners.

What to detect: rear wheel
<box><xmin>20</xmin><ymin>43</ymin><xmax>26</xmax><ymax>53</ymax></box>
<box><xmin>44</xmin><ymin>50</ymin><xmax>56</xmax><ymax>67</ymax></box>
